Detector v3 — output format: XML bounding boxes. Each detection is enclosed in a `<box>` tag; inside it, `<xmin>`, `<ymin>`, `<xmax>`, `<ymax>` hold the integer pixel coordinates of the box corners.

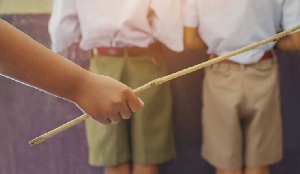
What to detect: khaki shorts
<box><xmin>85</xmin><ymin>53</ymin><xmax>175</xmax><ymax>166</ymax></box>
<box><xmin>201</xmin><ymin>57</ymin><xmax>283</xmax><ymax>170</ymax></box>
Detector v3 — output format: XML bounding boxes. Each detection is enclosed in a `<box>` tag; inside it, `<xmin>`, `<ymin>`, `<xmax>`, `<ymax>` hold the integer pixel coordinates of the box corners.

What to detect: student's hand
<box><xmin>70</xmin><ymin>72</ymin><xmax>144</xmax><ymax>125</ymax></box>
<box><xmin>275</xmin><ymin>31</ymin><xmax>300</xmax><ymax>51</ymax></box>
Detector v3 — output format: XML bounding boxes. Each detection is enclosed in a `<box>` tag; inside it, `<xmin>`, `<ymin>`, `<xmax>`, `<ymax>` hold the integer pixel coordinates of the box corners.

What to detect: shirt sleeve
<box><xmin>281</xmin><ymin>0</ymin><xmax>300</xmax><ymax>31</ymax></box>
<box><xmin>48</xmin><ymin>0</ymin><xmax>81</xmax><ymax>53</ymax></box>
<box><xmin>183</xmin><ymin>0</ymin><xmax>199</xmax><ymax>28</ymax></box>
<box><xmin>150</xmin><ymin>0</ymin><xmax>184</xmax><ymax>52</ymax></box>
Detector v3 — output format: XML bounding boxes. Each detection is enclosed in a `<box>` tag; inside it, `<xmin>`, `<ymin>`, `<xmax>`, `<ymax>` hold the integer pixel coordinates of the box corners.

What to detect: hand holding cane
<box><xmin>29</xmin><ymin>24</ymin><xmax>300</xmax><ymax>146</ymax></box>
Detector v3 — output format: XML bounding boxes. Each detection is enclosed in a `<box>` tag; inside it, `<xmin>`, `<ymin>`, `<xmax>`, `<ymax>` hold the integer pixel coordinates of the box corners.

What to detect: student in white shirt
<box><xmin>0</xmin><ymin>19</ymin><xmax>143</xmax><ymax>124</ymax></box>
<box><xmin>183</xmin><ymin>0</ymin><xmax>300</xmax><ymax>174</ymax></box>
<box><xmin>49</xmin><ymin>0</ymin><xmax>183</xmax><ymax>174</ymax></box>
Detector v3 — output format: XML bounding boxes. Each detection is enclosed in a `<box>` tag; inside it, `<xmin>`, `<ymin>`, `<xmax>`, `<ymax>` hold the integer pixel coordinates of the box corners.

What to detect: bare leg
<box><xmin>244</xmin><ymin>166</ymin><xmax>269</xmax><ymax>174</ymax></box>
<box><xmin>216</xmin><ymin>168</ymin><xmax>243</xmax><ymax>174</ymax></box>
<box><xmin>104</xmin><ymin>162</ymin><xmax>130</xmax><ymax>174</ymax></box>
<box><xmin>132</xmin><ymin>163</ymin><xmax>159</xmax><ymax>174</ymax></box>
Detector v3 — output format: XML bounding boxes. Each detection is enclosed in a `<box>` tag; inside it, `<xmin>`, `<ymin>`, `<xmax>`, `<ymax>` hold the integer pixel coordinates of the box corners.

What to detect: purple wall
<box><xmin>0</xmin><ymin>14</ymin><xmax>299</xmax><ymax>174</ymax></box>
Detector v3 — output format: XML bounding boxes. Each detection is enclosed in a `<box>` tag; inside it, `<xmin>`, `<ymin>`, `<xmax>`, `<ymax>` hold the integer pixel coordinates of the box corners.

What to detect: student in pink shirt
<box><xmin>49</xmin><ymin>0</ymin><xmax>183</xmax><ymax>173</ymax></box>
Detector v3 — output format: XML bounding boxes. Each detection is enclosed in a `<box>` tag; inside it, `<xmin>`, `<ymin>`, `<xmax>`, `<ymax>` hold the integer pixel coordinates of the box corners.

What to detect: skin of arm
<box><xmin>275</xmin><ymin>31</ymin><xmax>300</xmax><ymax>51</ymax></box>
<box><xmin>0</xmin><ymin>19</ymin><xmax>143</xmax><ymax>125</ymax></box>
<box><xmin>184</xmin><ymin>27</ymin><xmax>208</xmax><ymax>50</ymax></box>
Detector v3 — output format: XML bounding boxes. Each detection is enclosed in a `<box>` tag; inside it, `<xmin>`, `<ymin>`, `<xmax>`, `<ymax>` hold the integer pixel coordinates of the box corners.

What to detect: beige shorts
<box><xmin>201</xmin><ymin>57</ymin><xmax>283</xmax><ymax>170</ymax></box>
<box><xmin>85</xmin><ymin>53</ymin><xmax>175</xmax><ymax>166</ymax></box>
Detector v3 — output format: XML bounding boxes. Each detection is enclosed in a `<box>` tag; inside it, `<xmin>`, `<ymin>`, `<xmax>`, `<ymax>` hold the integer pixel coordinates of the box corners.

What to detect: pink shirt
<box><xmin>49</xmin><ymin>0</ymin><xmax>183</xmax><ymax>53</ymax></box>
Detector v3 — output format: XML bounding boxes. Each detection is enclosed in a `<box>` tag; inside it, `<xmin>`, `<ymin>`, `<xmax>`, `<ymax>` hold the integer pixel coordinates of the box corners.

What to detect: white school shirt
<box><xmin>184</xmin><ymin>0</ymin><xmax>300</xmax><ymax>64</ymax></box>
<box><xmin>49</xmin><ymin>0</ymin><xmax>184</xmax><ymax>53</ymax></box>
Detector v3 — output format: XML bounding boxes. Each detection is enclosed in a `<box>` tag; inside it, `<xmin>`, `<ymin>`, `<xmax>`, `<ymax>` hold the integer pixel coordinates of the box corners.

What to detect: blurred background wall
<box><xmin>0</xmin><ymin>1</ymin><xmax>300</xmax><ymax>174</ymax></box>
<box><xmin>0</xmin><ymin>0</ymin><xmax>52</xmax><ymax>14</ymax></box>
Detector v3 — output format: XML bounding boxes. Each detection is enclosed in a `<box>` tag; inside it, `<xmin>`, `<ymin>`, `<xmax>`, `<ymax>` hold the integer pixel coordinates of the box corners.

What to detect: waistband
<box><xmin>91</xmin><ymin>42</ymin><xmax>163</xmax><ymax>57</ymax></box>
<box><xmin>90</xmin><ymin>42</ymin><xmax>164</xmax><ymax>65</ymax></box>
<box><xmin>210</xmin><ymin>51</ymin><xmax>272</xmax><ymax>64</ymax></box>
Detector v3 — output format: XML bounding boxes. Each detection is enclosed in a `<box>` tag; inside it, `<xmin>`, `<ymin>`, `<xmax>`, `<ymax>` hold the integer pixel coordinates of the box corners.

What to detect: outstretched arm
<box><xmin>0</xmin><ymin>19</ymin><xmax>143</xmax><ymax>124</ymax></box>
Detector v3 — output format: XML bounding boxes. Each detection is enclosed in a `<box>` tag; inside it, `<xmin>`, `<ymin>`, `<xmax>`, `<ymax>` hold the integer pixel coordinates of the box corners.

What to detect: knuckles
<box><xmin>98</xmin><ymin>117</ymin><xmax>111</xmax><ymax>125</ymax></box>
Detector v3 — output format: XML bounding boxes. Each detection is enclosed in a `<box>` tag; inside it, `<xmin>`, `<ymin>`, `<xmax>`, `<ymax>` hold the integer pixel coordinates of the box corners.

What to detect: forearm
<box><xmin>275</xmin><ymin>31</ymin><xmax>300</xmax><ymax>51</ymax></box>
<box><xmin>0</xmin><ymin>19</ymin><xmax>85</xmax><ymax>101</ymax></box>
<box><xmin>184</xmin><ymin>27</ymin><xmax>207</xmax><ymax>50</ymax></box>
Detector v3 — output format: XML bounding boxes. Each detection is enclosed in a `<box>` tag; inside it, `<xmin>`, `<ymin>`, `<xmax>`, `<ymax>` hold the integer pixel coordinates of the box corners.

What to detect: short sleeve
<box><xmin>150</xmin><ymin>0</ymin><xmax>184</xmax><ymax>52</ymax></box>
<box><xmin>48</xmin><ymin>0</ymin><xmax>81</xmax><ymax>53</ymax></box>
<box><xmin>281</xmin><ymin>0</ymin><xmax>300</xmax><ymax>30</ymax></box>
<box><xmin>183</xmin><ymin>0</ymin><xmax>199</xmax><ymax>28</ymax></box>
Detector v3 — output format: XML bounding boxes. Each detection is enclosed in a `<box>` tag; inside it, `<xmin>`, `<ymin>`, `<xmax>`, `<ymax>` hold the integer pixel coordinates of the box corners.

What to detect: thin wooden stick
<box><xmin>29</xmin><ymin>24</ymin><xmax>300</xmax><ymax>146</ymax></box>
<box><xmin>29</xmin><ymin>114</ymin><xmax>89</xmax><ymax>146</ymax></box>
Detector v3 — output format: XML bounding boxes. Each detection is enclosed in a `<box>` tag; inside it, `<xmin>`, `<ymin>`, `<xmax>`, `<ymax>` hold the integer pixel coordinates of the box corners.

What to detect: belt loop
<box><xmin>239</xmin><ymin>64</ymin><xmax>245</xmax><ymax>71</ymax></box>
<box><xmin>92</xmin><ymin>48</ymin><xmax>98</xmax><ymax>57</ymax></box>
<box><xmin>209</xmin><ymin>54</ymin><xmax>217</xmax><ymax>70</ymax></box>
<box><xmin>271</xmin><ymin>49</ymin><xmax>277</xmax><ymax>64</ymax></box>
<box><xmin>211</xmin><ymin>62</ymin><xmax>219</xmax><ymax>70</ymax></box>
<box><xmin>124</xmin><ymin>47</ymin><xmax>128</xmax><ymax>57</ymax></box>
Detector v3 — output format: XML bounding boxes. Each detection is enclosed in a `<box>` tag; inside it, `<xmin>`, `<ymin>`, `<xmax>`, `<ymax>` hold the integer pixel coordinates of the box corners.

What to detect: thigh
<box><xmin>125</xmin><ymin>55</ymin><xmax>175</xmax><ymax>165</ymax></box>
<box><xmin>202</xmin><ymin>64</ymin><xmax>244</xmax><ymax>170</ymax></box>
<box><xmin>86</xmin><ymin>55</ymin><xmax>130</xmax><ymax>166</ymax></box>
<box><xmin>243</xmin><ymin>59</ymin><xmax>282</xmax><ymax>167</ymax></box>
<box><xmin>85</xmin><ymin>118</ymin><xmax>130</xmax><ymax>166</ymax></box>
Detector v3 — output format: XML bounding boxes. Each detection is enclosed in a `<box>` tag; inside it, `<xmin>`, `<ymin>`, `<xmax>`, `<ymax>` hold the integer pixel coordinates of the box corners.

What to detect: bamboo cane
<box><xmin>29</xmin><ymin>24</ymin><xmax>300</xmax><ymax>146</ymax></box>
